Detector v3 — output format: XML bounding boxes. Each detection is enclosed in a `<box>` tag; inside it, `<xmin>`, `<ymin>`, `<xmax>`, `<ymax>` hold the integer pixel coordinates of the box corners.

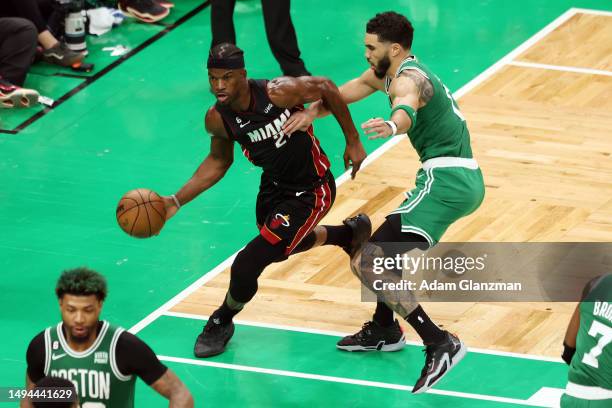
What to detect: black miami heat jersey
<box><xmin>214</xmin><ymin>79</ymin><xmax>331</xmax><ymax>190</ymax></box>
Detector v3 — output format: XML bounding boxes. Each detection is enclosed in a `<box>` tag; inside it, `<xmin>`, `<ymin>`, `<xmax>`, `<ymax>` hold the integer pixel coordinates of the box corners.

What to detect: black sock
<box><xmin>212</xmin><ymin>299</ymin><xmax>241</xmax><ymax>324</ymax></box>
<box><xmin>405</xmin><ymin>305</ymin><xmax>446</xmax><ymax>344</ymax></box>
<box><xmin>323</xmin><ymin>224</ymin><xmax>352</xmax><ymax>246</ymax></box>
<box><xmin>373</xmin><ymin>302</ymin><xmax>395</xmax><ymax>327</ymax></box>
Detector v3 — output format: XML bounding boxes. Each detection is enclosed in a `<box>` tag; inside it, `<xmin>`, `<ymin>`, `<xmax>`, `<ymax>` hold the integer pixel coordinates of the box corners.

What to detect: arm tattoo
<box><xmin>400</xmin><ymin>70</ymin><xmax>434</xmax><ymax>105</ymax></box>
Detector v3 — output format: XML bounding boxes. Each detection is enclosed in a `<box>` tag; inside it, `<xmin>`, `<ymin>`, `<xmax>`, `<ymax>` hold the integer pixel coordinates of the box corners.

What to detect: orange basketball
<box><xmin>116</xmin><ymin>189</ymin><xmax>166</xmax><ymax>238</ymax></box>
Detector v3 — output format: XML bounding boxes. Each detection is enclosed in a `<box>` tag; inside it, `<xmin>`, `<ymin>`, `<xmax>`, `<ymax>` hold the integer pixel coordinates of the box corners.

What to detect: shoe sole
<box><xmin>0</xmin><ymin>90</ymin><xmax>39</xmax><ymax>108</ymax></box>
<box><xmin>412</xmin><ymin>340</ymin><xmax>467</xmax><ymax>394</ymax></box>
<box><xmin>119</xmin><ymin>4</ymin><xmax>170</xmax><ymax>23</ymax></box>
<box><xmin>42</xmin><ymin>49</ymin><xmax>85</xmax><ymax>67</ymax></box>
<box><xmin>337</xmin><ymin>335</ymin><xmax>406</xmax><ymax>352</ymax></box>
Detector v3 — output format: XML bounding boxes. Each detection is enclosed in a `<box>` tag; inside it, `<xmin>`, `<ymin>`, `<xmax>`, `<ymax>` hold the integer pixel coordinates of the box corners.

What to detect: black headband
<box><xmin>207</xmin><ymin>55</ymin><xmax>245</xmax><ymax>69</ymax></box>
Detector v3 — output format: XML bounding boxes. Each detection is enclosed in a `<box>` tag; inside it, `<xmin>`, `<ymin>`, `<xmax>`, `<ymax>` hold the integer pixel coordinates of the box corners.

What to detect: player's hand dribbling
<box><xmin>282</xmin><ymin>110</ymin><xmax>315</xmax><ymax>135</ymax></box>
<box><xmin>344</xmin><ymin>141</ymin><xmax>367</xmax><ymax>179</ymax></box>
<box><xmin>162</xmin><ymin>196</ymin><xmax>179</xmax><ymax>221</ymax></box>
<box><xmin>362</xmin><ymin>117</ymin><xmax>394</xmax><ymax>139</ymax></box>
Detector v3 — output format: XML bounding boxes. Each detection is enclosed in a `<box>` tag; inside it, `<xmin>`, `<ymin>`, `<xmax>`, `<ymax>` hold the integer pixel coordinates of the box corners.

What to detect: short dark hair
<box><xmin>55</xmin><ymin>267</ymin><xmax>107</xmax><ymax>301</ymax></box>
<box><xmin>33</xmin><ymin>376</ymin><xmax>77</xmax><ymax>408</ymax></box>
<box><xmin>209</xmin><ymin>42</ymin><xmax>244</xmax><ymax>60</ymax></box>
<box><xmin>366</xmin><ymin>11</ymin><xmax>414</xmax><ymax>49</ymax></box>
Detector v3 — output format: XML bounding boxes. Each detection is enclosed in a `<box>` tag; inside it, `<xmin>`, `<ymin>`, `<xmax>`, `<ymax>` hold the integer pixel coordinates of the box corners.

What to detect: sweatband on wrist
<box><xmin>384</xmin><ymin>120</ymin><xmax>398</xmax><ymax>136</ymax></box>
<box><xmin>171</xmin><ymin>194</ymin><xmax>181</xmax><ymax>209</ymax></box>
<box><xmin>391</xmin><ymin>104</ymin><xmax>417</xmax><ymax>133</ymax></box>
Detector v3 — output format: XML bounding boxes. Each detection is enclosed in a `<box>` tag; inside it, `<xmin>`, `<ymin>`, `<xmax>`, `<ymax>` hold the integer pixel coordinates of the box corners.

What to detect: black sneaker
<box><xmin>337</xmin><ymin>320</ymin><xmax>405</xmax><ymax>352</ymax></box>
<box><xmin>342</xmin><ymin>213</ymin><xmax>372</xmax><ymax>257</ymax></box>
<box><xmin>0</xmin><ymin>78</ymin><xmax>39</xmax><ymax>108</ymax></box>
<box><xmin>412</xmin><ymin>331</ymin><xmax>467</xmax><ymax>394</ymax></box>
<box><xmin>193</xmin><ymin>316</ymin><xmax>235</xmax><ymax>358</ymax></box>
<box><xmin>42</xmin><ymin>42</ymin><xmax>85</xmax><ymax>67</ymax></box>
<box><xmin>119</xmin><ymin>0</ymin><xmax>170</xmax><ymax>23</ymax></box>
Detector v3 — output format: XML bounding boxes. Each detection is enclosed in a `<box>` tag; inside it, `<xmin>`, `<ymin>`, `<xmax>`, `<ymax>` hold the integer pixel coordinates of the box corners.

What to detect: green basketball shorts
<box><xmin>388</xmin><ymin>157</ymin><xmax>485</xmax><ymax>246</ymax></box>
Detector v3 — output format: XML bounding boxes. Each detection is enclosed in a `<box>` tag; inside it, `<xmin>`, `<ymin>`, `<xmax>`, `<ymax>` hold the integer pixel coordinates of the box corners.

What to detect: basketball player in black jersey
<box><xmin>161</xmin><ymin>43</ymin><xmax>370</xmax><ymax>357</ymax></box>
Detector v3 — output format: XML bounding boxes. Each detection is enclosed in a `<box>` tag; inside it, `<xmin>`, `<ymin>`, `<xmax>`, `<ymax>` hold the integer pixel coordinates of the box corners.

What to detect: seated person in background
<box><xmin>0</xmin><ymin>17</ymin><xmax>40</xmax><ymax>108</ymax></box>
<box><xmin>0</xmin><ymin>0</ymin><xmax>84</xmax><ymax>67</ymax></box>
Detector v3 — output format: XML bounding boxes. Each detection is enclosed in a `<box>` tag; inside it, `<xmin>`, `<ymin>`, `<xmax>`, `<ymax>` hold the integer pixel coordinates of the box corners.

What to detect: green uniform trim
<box><xmin>391</xmin><ymin>104</ymin><xmax>417</xmax><ymax>133</ymax></box>
<box><xmin>389</xmin><ymin>166</ymin><xmax>485</xmax><ymax>245</ymax></box>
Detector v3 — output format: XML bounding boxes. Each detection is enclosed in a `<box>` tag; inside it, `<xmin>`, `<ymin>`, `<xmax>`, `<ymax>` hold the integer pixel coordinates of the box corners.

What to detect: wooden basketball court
<box><xmin>3</xmin><ymin>2</ymin><xmax>612</xmax><ymax>406</ymax></box>
<box><xmin>162</xmin><ymin>9</ymin><xmax>612</xmax><ymax>358</ymax></box>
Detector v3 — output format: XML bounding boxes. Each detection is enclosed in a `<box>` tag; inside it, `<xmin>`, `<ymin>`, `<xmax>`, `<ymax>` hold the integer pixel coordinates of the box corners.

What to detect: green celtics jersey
<box><xmin>568</xmin><ymin>274</ymin><xmax>612</xmax><ymax>390</ymax></box>
<box><xmin>385</xmin><ymin>56</ymin><xmax>473</xmax><ymax>161</ymax></box>
<box><xmin>43</xmin><ymin>321</ymin><xmax>136</xmax><ymax>407</ymax></box>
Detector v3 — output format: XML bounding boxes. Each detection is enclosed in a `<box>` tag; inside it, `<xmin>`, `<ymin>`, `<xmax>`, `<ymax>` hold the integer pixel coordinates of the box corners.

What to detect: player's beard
<box><xmin>373</xmin><ymin>55</ymin><xmax>391</xmax><ymax>79</ymax></box>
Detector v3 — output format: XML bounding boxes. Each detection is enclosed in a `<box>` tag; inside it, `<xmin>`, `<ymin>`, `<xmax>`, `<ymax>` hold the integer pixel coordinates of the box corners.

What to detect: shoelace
<box><xmin>354</xmin><ymin>321</ymin><xmax>375</xmax><ymax>340</ymax></box>
<box><xmin>420</xmin><ymin>345</ymin><xmax>435</xmax><ymax>375</ymax></box>
<box><xmin>204</xmin><ymin>320</ymin><xmax>222</xmax><ymax>333</ymax></box>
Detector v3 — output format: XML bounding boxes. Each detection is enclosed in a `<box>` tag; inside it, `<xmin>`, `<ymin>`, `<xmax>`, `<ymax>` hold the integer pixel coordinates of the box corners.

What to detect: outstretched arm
<box><xmin>282</xmin><ymin>69</ymin><xmax>382</xmax><ymax>134</ymax></box>
<box><xmin>267</xmin><ymin>76</ymin><xmax>360</xmax><ymax>142</ymax></box>
<box><xmin>163</xmin><ymin>107</ymin><xmax>234</xmax><ymax>219</ymax></box>
<box><xmin>362</xmin><ymin>69</ymin><xmax>433</xmax><ymax>139</ymax></box>
<box><xmin>267</xmin><ymin>76</ymin><xmax>367</xmax><ymax>178</ymax></box>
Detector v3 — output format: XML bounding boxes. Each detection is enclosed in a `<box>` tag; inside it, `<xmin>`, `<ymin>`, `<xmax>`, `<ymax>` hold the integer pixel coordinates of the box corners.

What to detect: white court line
<box><xmin>129</xmin><ymin>253</ymin><xmax>240</xmax><ymax>334</ymax></box>
<box><xmin>572</xmin><ymin>7</ymin><xmax>612</xmax><ymax>17</ymax></box>
<box><xmin>453</xmin><ymin>7</ymin><xmax>577</xmax><ymax>99</ymax></box>
<box><xmin>158</xmin><ymin>355</ymin><xmax>552</xmax><ymax>407</ymax></box>
<box><xmin>131</xmin><ymin>7</ymin><xmax>574</xmax><ymax>365</ymax></box>
<box><xmin>527</xmin><ymin>387</ymin><xmax>564</xmax><ymax>407</ymax></box>
<box><xmin>508</xmin><ymin>61</ymin><xmax>612</xmax><ymax>77</ymax></box>
<box><xmin>162</xmin><ymin>311</ymin><xmax>564</xmax><ymax>363</ymax></box>
<box><xmin>164</xmin><ymin>311</ymin><xmax>349</xmax><ymax>337</ymax></box>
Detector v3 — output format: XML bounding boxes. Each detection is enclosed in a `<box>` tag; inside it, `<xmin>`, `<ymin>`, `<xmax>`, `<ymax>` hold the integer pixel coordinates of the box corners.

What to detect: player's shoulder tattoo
<box><xmin>399</xmin><ymin>69</ymin><xmax>434</xmax><ymax>104</ymax></box>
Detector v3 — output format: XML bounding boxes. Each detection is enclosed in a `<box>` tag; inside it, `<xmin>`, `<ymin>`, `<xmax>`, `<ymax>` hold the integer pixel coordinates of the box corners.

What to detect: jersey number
<box><xmin>443</xmin><ymin>84</ymin><xmax>465</xmax><ymax>122</ymax></box>
<box><xmin>275</xmin><ymin>132</ymin><xmax>288</xmax><ymax>148</ymax></box>
<box><xmin>581</xmin><ymin>320</ymin><xmax>612</xmax><ymax>368</ymax></box>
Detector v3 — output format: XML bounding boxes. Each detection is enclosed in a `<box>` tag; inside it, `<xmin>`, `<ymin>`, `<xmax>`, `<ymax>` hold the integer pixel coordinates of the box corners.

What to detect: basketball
<box><xmin>116</xmin><ymin>189</ymin><xmax>166</xmax><ymax>238</ymax></box>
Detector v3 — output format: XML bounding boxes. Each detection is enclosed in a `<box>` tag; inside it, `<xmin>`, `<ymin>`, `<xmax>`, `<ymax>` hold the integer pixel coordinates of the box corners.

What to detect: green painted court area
<box><xmin>1</xmin><ymin>0</ymin><xmax>611</xmax><ymax>406</ymax></box>
<box><xmin>133</xmin><ymin>316</ymin><xmax>568</xmax><ymax>407</ymax></box>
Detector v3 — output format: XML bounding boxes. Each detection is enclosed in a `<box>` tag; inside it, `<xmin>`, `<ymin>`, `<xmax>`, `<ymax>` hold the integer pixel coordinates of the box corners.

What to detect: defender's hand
<box><xmin>283</xmin><ymin>110</ymin><xmax>315</xmax><ymax>135</ymax></box>
<box><xmin>344</xmin><ymin>141</ymin><xmax>367</xmax><ymax>179</ymax></box>
<box><xmin>362</xmin><ymin>117</ymin><xmax>394</xmax><ymax>140</ymax></box>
